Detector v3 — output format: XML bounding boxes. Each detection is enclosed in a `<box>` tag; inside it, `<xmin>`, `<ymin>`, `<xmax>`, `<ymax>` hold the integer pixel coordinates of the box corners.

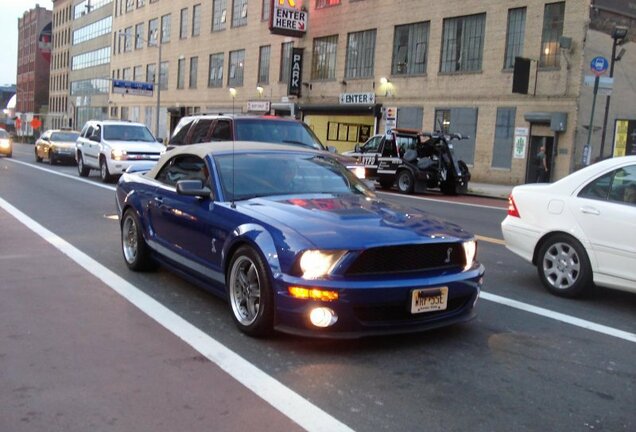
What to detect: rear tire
<box><xmin>77</xmin><ymin>153</ymin><xmax>90</xmax><ymax>177</ymax></box>
<box><xmin>397</xmin><ymin>170</ymin><xmax>414</xmax><ymax>194</ymax></box>
<box><xmin>537</xmin><ymin>234</ymin><xmax>593</xmax><ymax>298</ymax></box>
<box><xmin>121</xmin><ymin>209</ymin><xmax>155</xmax><ymax>271</ymax></box>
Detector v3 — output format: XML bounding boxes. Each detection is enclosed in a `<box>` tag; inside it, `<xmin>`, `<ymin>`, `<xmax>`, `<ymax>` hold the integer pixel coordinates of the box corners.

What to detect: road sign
<box><xmin>590</xmin><ymin>56</ymin><xmax>609</xmax><ymax>76</ymax></box>
<box><xmin>112</xmin><ymin>80</ymin><xmax>154</xmax><ymax>97</ymax></box>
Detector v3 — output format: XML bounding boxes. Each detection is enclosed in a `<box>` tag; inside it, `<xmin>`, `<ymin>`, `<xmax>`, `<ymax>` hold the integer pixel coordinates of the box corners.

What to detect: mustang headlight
<box><xmin>462</xmin><ymin>240</ymin><xmax>477</xmax><ymax>271</ymax></box>
<box><xmin>111</xmin><ymin>148</ymin><xmax>127</xmax><ymax>160</ymax></box>
<box><xmin>299</xmin><ymin>250</ymin><xmax>347</xmax><ymax>279</ymax></box>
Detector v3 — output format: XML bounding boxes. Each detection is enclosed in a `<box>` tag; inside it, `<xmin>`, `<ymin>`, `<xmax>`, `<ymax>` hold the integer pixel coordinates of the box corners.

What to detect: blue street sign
<box><xmin>590</xmin><ymin>56</ymin><xmax>609</xmax><ymax>75</ymax></box>
<box><xmin>112</xmin><ymin>80</ymin><xmax>154</xmax><ymax>97</ymax></box>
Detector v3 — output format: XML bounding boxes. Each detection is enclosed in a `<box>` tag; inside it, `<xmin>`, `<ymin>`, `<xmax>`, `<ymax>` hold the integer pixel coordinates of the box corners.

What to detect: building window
<box><xmin>279</xmin><ymin>42</ymin><xmax>293</xmax><ymax>83</ymax></box>
<box><xmin>146</xmin><ymin>63</ymin><xmax>156</xmax><ymax>84</ymax></box>
<box><xmin>126</xmin><ymin>0</ymin><xmax>134</xmax><ymax>12</ymax></box>
<box><xmin>492</xmin><ymin>107</ymin><xmax>516</xmax><ymax>169</ymax></box>
<box><xmin>123</xmin><ymin>67</ymin><xmax>132</xmax><ymax>80</ymax></box>
<box><xmin>134</xmin><ymin>65</ymin><xmax>143</xmax><ymax>81</ymax></box>
<box><xmin>232</xmin><ymin>0</ymin><xmax>248</xmax><ymax>28</ymax></box>
<box><xmin>180</xmin><ymin>8</ymin><xmax>188</xmax><ymax>39</ymax></box>
<box><xmin>540</xmin><ymin>2</ymin><xmax>565</xmax><ymax>68</ymax></box>
<box><xmin>161</xmin><ymin>14</ymin><xmax>171</xmax><ymax>43</ymax></box>
<box><xmin>258</xmin><ymin>45</ymin><xmax>270</xmax><ymax>84</ymax></box>
<box><xmin>137</xmin><ymin>0</ymin><xmax>145</xmax><ymax>7</ymax></box>
<box><xmin>148</xmin><ymin>18</ymin><xmax>158</xmax><ymax>46</ymax></box>
<box><xmin>71</xmin><ymin>47</ymin><xmax>111</xmax><ymax>70</ymax></box>
<box><xmin>208</xmin><ymin>53</ymin><xmax>224</xmax><ymax>87</ymax></box>
<box><xmin>123</xmin><ymin>26</ymin><xmax>133</xmax><ymax>52</ymax></box>
<box><xmin>135</xmin><ymin>22</ymin><xmax>145</xmax><ymax>49</ymax></box>
<box><xmin>189</xmin><ymin>56</ymin><xmax>198</xmax><ymax>88</ymax></box>
<box><xmin>311</xmin><ymin>35</ymin><xmax>338</xmax><ymax>80</ymax></box>
<box><xmin>261</xmin><ymin>0</ymin><xmax>270</xmax><ymax>21</ymax></box>
<box><xmin>192</xmin><ymin>4</ymin><xmax>201</xmax><ymax>36</ymax></box>
<box><xmin>392</xmin><ymin>21</ymin><xmax>429</xmax><ymax>76</ymax></box>
<box><xmin>212</xmin><ymin>0</ymin><xmax>227</xmax><ymax>32</ymax></box>
<box><xmin>503</xmin><ymin>8</ymin><xmax>526</xmax><ymax>70</ymax></box>
<box><xmin>345</xmin><ymin>29</ymin><xmax>376</xmax><ymax>79</ymax></box>
<box><xmin>434</xmin><ymin>107</ymin><xmax>477</xmax><ymax>164</ymax></box>
<box><xmin>316</xmin><ymin>0</ymin><xmax>340</xmax><ymax>8</ymax></box>
<box><xmin>159</xmin><ymin>61</ymin><xmax>169</xmax><ymax>90</ymax></box>
<box><xmin>177</xmin><ymin>58</ymin><xmax>185</xmax><ymax>89</ymax></box>
<box><xmin>228</xmin><ymin>49</ymin><xmax>245</xmax><ymax>86</ymax></box>
<box><xmin>440</xmin><ymin>13</ymin><xmax>486</xmax><ymax>73</ymax></box>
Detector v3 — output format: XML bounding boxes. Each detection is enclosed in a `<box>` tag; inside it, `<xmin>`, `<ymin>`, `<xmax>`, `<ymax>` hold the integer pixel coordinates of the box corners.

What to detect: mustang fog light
<box><xmin>309</xmin><ymin>307</ymin><xmax>338</xmax><ymax>328</ymax></box>
<box><xmin>288</xmin><ymin>287</ymin><xmax>339</xmax><ymax>301</ymax></box>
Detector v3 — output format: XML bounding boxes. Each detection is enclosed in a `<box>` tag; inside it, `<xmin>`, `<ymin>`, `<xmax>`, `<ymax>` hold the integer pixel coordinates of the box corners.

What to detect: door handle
<box><xmin>580</xmin><ymin>206</ymin><xmax>600</xmax><ymax>215</ymax></box>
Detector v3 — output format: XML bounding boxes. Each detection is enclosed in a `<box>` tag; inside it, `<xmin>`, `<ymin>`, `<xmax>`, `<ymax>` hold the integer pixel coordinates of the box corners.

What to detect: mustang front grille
<box><xmin>344</xmin><ymin>243</ymin><xmax>465</xmax><ymax>276</ymax></box>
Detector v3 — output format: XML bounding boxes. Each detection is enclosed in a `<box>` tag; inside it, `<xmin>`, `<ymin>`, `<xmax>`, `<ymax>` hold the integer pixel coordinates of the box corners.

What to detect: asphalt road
<box><xmin>1</xmin><ymin>143</ymin><xmax>634</xmax><ymax>432</ymax></box>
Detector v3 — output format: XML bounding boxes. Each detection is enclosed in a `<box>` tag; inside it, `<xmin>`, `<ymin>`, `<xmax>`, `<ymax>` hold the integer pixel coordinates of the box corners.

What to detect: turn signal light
<box><xmin>288</xmin><ymin>287</ymin><xmax>339</xmax><ymax>302</ymax></box>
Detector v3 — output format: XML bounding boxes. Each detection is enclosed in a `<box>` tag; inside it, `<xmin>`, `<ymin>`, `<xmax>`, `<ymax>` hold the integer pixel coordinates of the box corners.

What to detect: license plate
<box><xmin>411</xmin><ymin>287</ymin><xmax>448</xmax><ymax>314</ymax></box>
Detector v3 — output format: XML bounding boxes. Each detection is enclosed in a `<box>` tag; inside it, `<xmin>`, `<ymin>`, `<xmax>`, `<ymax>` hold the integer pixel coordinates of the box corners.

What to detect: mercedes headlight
<box><xmin>462</xmin><ymin>240</ymin><xmax>477</xmax><ymax>271</ymax></box>
<box><xmin>299</xmin><ymin>250</ymin><xmax>347</xmax><ymax>279</ymax></box>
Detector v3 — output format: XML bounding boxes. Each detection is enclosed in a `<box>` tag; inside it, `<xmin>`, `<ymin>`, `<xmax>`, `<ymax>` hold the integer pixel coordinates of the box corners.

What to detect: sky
<box><xmin>0</xmin><ymin>0</ymin><xmax>53</xmax><ymax>86</ymax></box>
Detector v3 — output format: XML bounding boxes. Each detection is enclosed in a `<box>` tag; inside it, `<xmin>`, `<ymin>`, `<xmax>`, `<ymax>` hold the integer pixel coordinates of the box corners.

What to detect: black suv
<box><xmin>169</xmin><ymin>114</ymin><xmax>329</xmax><ymax>151</ymax></box>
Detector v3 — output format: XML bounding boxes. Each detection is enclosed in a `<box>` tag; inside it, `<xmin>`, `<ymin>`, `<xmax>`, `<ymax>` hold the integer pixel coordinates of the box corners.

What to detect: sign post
<box><xmin>583</xmin><ymin>56</ymin><xmax>609</xmax><ymax>165</ymax></box>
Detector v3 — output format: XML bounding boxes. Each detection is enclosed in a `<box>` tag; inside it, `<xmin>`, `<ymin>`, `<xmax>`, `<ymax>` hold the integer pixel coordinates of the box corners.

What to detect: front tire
<box><xmin>537</xmin><ymin>234</ymin><xmax>593</xmax><ymax>298</ymax></box>
<box><xmin>121</xmin><ymin>209</ymin><xmax>155</xmax><ymax>271</ymax></box>
<box><xmin>35</xmin><ymin>150</ymin><xmax>42</xmax><ymax>162</ymax></box>
<box><xmin>227</xmin><ymin>246</ymin><xmax>274</xmax><ymax>337</ymax></box>
<box><xmin>49</xmin><ymin>152</ymin><xmax>56</xmax><ymax>165</ymax></box>
<box><xmin>397</xmin><ymin>170</ymin><xmax>414</xmax><ymax>194</ymax></box>
<box><xmin>77</xmin><ymin>153</ymin><xmax>90</xmax><ymax>177</ymax></box>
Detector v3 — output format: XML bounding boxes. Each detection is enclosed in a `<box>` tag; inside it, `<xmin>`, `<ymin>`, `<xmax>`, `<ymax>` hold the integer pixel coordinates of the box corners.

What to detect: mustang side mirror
<box><xmin>176</xmin><ymin>179</ymin><xmax>212</xmax><ymax>199</ymax></box>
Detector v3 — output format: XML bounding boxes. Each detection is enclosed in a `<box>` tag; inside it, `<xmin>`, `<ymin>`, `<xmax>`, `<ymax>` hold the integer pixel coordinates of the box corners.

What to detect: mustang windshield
<box><xmin>215</xmin><ymin>153</ymin><xmax>373</xmax><ymax>201</ymax></box>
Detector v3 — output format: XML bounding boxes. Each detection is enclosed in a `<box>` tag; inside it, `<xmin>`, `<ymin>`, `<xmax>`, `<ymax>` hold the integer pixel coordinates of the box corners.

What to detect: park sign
<box><xmin>269</xmin><ymin>0</ymin><xmax>307</xmax><ymax>38</ymax></box>
<box><xmin>112</xmin><ymin>80</ymin><xmax>154</xmax><ymax>97</ymax></box>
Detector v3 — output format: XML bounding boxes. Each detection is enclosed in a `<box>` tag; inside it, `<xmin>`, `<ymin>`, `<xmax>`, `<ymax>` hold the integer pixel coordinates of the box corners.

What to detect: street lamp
<box><xmin>599</xmin><ymin>25</ymin><xmax>628</xmax><ymax>159</ymax></box>
<box><xmin>119</xmin><ymin>30</ymin><xmax>162</xmax><ymax>139</ymax></box>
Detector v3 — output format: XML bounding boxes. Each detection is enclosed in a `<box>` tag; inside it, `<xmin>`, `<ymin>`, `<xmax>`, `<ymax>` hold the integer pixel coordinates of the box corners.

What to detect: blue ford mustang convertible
<box><xmin>116</xmin><ymin>142</ymin><xmax>485</xmax><ymax>338</ymax></box>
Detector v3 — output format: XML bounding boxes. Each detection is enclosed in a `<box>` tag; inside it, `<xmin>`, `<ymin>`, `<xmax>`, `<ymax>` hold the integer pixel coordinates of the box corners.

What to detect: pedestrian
<box><xmin>536</xmin><ymin>145</ymin><xmax>548</xmax><ymax>182</ymax></box>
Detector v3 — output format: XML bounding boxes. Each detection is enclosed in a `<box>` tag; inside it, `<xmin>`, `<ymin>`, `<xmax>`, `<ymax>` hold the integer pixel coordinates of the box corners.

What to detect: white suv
<box><xmin>76</xmin><ymin>120</ymin><xmax>165</xmax><ymax>182</ymax></box>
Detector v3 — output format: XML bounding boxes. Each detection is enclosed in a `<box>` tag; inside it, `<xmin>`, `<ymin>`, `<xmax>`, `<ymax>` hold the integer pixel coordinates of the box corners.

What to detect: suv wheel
<box><xmin>77</xmin><ymin>153</ymin><xmax>90</xmax><ymax>177</ymax></box>
<box><xmin>100</xmin><ymin>157</ymin><xmax>113</xmax><ymax>183</ymax></box>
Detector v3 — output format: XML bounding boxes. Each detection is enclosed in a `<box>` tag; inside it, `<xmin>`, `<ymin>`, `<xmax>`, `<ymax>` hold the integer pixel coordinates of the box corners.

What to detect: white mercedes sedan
<box><xmin>501</xmin><ymin>156</ymin><xmax>636</xmax><ymax>298</ymax></box>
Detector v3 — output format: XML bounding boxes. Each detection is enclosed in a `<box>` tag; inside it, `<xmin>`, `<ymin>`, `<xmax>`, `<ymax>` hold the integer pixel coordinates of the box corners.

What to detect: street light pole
<box><xmin>155</xmin><ymin>40</ymin><xmax>162</xmax><ymax>139</ymax></box>
<box><xmin>599</xmin><ymin>26</ymin><xmax>628</xmax><ymax>159</ymax></box>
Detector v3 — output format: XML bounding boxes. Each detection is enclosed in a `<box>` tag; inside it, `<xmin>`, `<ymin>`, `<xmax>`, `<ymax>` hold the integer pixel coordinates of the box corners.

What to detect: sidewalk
<box><xmin>0</xmin><ymin>207</ymin><xmax>304</xmax><ymax>432</ymax></box>
<box><xmin>467</xmin><ymin>182</ymin><xmax>514</xmax><ymax>200</ymax></box>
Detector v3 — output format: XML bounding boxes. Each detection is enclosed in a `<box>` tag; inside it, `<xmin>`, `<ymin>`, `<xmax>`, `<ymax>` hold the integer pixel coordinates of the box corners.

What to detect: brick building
<box><xmin>17</xmin><ymin>4</ymin><xmax>52</xmax><ymax>120</ymax></box>
<box><xmin>103</xmin><ymin>0</ymin><xmax>633</xmax><ymax>184</ymax></box>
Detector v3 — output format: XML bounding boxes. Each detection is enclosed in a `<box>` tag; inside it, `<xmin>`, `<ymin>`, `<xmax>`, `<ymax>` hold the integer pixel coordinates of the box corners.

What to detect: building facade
<box><xmin>16</xmin><ymin>4</ymin><xmax>52</xmax><ymax>126</ymax></box>
<box><xmin>104</xmin><ymin>0</ymin><xmax>633</xmax><ymax>184</ymax></box>
<box><xmin>48</xmin><ymin>0</ymin><xmax>74</xmax><ymax>130</ymax></box>
<box><xmin>68</xmin><ymin>0</ymin><xmax>114</xmax><ymax>129</ymax></box>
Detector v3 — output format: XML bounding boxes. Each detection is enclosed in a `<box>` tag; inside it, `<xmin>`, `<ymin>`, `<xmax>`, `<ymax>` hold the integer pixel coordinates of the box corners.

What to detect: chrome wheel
<box><xmin>122</xmin><ymin>214</ymin><xmax>138</xmax><ymax>265</ymax></box>
<box><xmin>537</xmin><ymin>235</ymin><xmax>592</xmax><ymax>298</ymax></box>
<box><xmin>229</xmin><ymin>255</ymin><xmax>261</xmax><ymax>326</ymax></box>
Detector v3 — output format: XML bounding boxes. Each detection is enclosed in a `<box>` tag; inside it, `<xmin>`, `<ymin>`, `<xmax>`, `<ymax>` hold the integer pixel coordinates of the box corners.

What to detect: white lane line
<box><xmin>0</xmin><ymin>196</ymin><xmax>355</xmax><ymax>432</ymax></box>
<box><xmin>7</xmin><ymin>158</ymin><xmax>116</xmax><ymax>191</ymax></box>
<box><xmin>6</xmin><ymin>157</ymin><xmax>635</xmax><ymax>344</ymax></box>
<box><xmin>480</xmin><ymin>291</ymin><xmax>636</xmax><ymax>343</ymax></box>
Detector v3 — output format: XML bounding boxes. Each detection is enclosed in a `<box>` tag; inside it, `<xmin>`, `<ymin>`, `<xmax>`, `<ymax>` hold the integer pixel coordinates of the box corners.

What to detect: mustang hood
<box><xmin>239</xmin><ymin>194</ymin><xmax>472</xmax><ymax>249</ymax></box>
